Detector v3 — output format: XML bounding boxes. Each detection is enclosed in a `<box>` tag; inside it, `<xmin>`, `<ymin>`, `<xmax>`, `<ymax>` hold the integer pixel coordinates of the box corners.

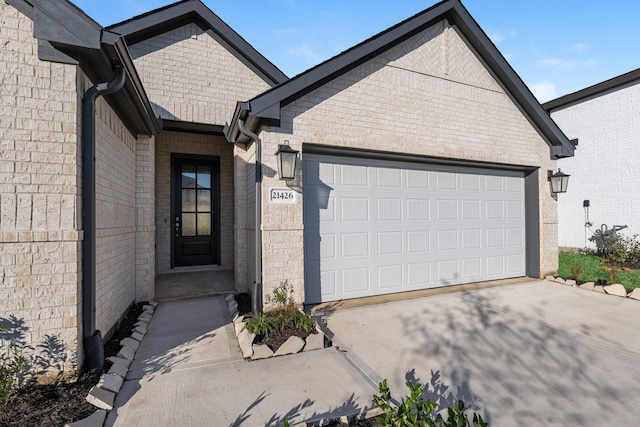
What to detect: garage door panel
<box><xmin>378</xmin><ymin>264</ymin><xmax>403</xmax><ymax>289</ymax></box>
<box><xmin>304</xmin><ymin>155</ymin><xmax>526</xmax><ymax>304</ymax></box>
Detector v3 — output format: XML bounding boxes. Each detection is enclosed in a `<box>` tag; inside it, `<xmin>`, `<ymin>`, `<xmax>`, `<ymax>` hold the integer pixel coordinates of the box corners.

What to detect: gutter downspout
<box><xmin>82</xmin><ymin>66</ymin><xmax>126</xmax><ymax>373</ymax></box>
<box><xmin>237</xmin><ymin>119</ymin><xmax>262</xmax><ymax>316</ymax></box>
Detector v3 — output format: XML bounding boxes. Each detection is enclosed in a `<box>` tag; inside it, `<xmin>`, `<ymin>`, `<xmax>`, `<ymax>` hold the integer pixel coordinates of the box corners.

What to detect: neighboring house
<box><xmin>1</xmin><ymin>0</ymin><xmax>573</xmax><ymax>372</ymax></box>
<box><xmin>544</xmin><ymin>69</ymin><xmax>640</xmax><ymax>250</ymax></box>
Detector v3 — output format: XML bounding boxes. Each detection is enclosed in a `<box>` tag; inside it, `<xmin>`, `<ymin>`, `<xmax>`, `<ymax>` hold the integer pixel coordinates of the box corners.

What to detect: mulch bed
<box><xmin>234</xmin><ymin>293</ymin><xmax>317</xmax><ymax>351</ymax></box>
<box><xmin>1</xmin><ymin>302</ymin><xmax>144</xmax><ymax>427</ymax></box>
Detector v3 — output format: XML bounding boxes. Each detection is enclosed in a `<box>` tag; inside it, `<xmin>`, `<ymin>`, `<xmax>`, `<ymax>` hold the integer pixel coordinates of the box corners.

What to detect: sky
<box><xmin>72</xmin><ymin>0</ymin><xmax>640</xmax><ymax>103</ymax></box>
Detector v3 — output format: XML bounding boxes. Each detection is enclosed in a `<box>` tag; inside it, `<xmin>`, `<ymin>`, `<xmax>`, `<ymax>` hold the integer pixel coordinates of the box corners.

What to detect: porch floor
<box><xmin>154</xmin><ymin>268</ymin><xmax>235</xmax><ymax>301</ymax></box>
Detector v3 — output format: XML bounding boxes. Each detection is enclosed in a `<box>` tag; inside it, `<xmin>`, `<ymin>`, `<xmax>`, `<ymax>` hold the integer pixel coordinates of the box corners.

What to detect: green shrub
<box><xmin>593</xmin><ymin>232</ymin><xmax>640</xmax><ymax>266</ymax></box>
<box><xmin>290</xmin><ymin>312</ymin><xmax>314</xmax><ymax>333</ymax></box>
<box><xmin>244</xmin><ymin>314</ymin><xmax>278</xmax><ymax>337</ymax></box>
<box><xmin>0</xmin><ymin>324</ymin><xmax>28</xmax><ymax>413</ymax></box>
<box><xmin>374</xmin><ymin>379</ymin><xmax>488</xmax><ymax>427</ymax></box>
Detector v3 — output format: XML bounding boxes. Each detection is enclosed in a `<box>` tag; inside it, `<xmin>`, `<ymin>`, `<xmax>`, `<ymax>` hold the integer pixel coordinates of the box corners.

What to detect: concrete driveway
<box><xmin>319</xmin><ymin>280</ymin><xmax>640</xmax><ymax>426</ymax></box>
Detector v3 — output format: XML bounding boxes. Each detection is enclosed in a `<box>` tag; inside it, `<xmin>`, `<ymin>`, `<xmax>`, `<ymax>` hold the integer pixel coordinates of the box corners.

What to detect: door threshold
<box><xmin>167</xmin><ymin>265</ymin><xmax>223</xmax><ymax>274</ymax></box>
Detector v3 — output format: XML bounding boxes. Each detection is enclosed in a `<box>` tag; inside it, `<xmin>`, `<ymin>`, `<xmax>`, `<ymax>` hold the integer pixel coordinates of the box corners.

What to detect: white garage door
<box><xmin>303</xmin><ymin>155</ymin><xmax>526</xmax><ymax>304</ymax></box>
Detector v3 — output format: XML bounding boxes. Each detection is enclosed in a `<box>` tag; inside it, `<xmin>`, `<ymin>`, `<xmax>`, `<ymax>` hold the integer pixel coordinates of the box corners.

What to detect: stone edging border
<box><xmin>224</xmin><ymin>294</ymin><xmax>326</xmax><ymax>360</ymax></box>
<box><xmin>65</xmin><ymin>301</ymin><xmax>158</xmax><ymax>427</ymax></box>
<box><xmin>546</xmin><ymin>276</ymin><xmax>640</xmax><ymax>300</ymax></box>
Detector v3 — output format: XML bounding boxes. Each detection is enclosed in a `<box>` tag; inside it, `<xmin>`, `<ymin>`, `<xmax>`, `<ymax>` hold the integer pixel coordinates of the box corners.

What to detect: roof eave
<box><xmin>543</xmin><ymin>67</ymin><xmax>640</xmax><ymax>111</ymax></box>
<box><xmin>21</xmin><ymin>0</ymin><xmax>160</xmax><ymax>136</ymax></box>
<box><xmin>107</xmin><ymin>0</ymin><xmax>288</xmax><ymax>87</ymax></box>
<box><xmin>245</xmin><ymin>0</ymin><xmax>574</xmax><ymax>159</ymax></box>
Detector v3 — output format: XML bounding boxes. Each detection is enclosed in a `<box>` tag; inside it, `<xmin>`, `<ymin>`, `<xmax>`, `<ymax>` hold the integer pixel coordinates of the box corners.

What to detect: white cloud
<box><xmin>572</xmin><ymin>43</ymin><xmax>589</xmax><ymax>52</ymax></box>
<box><xmin>487</xmin><ymin>28</ymin><xmax>516</xmax><ymax>45</ymax></box>
<box><xmin>286</xmin><ymin>43</ymin><xmax>324</xmax><ymax>63</ymax></box>
<box><xmin>535</xmin><ymin>58</ymin><xmax>577</xmax><ymax>70</ymax></box>
<box><xmin>530</xmin><ymin>82</ymin><xmax>558</xmax><ymax>103</ymax></box>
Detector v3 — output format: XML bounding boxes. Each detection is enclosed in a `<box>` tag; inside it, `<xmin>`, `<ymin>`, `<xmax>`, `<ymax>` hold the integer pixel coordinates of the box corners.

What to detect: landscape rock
<box><xmin>251</xmin><ymin>344</ymin><xmax>274</xmax><ymax>360</ymax></box>
<box><xmin>116</xmin><ymin>345</ymin><xmax>136</xmax><ymax>361</ymax></box>
<box><xmin>108</xmin><ymin>362</ymin><xmax>128</xmax><ymax>378</ymax></box>
<box><xmin>106</xmin><ymin>356</ymin><xmax>131</xmax><ymax>369</ymax></box>
<box><xmin>579</xmin><ymin>282</ymin><xmax>595</xmax><ymax>291</ymax></box>
<box><xmin>227</xmin><ymin>301</ymin><xmax>238</xmax><ymax>312</ymax></box>
<box><xmin>138</xmin><ymin>314</ymin><xmax>152</xmax><ymax>322</ymax></box>
<box><xmin>133</xmin><ymin>324</ymin><xmax>148</xmax><ymax>335</ymax></box>
<box><xmin>603</xmin><ymin>284</ymin><xmax>627</xmax><ymax>297</ymax></box>
<box><xmin>628</xmin><ymin>289</ymin><xmax>640</xmax><ymax>300</ymax></box>
<box><xmin>224</xmin><ymin>293</ymin><xmax>235</xmax><ymax>303</ymax></box>
<box><xmin>234</xmin><ymin>321</ymin><xmax>245</xmax><ymax>337</ymax></box>
<box><xmin>233</xmin><ymin>315</ymin><xmax>244</xmax><ymax>325</ymax></box>
<box><xmin>274</xmin><ymin>336</ymin><xmax>305</xmax><ymax>356</ymax></box>
<box><xmin>303</xmin><ymin>332</ymin><xmax>325</xmax><ymax>352</ymax></box>
<box><xmin>86</xmin><ymin>386</ymin><xmax>115</xmax><ymax>411</ymax></box>
<box><xmin>545</xmin><ymin>275</ymin><xmax>555</xmax><ymax>281</ymax></box>
<box><xmin>131</xmin><ymin>332</ymin><xmax>144</xmax><ymax>342</ymax></box>
<box><xmin>594</xmin><ymin>285</ymin><xmax>605</xmax><ymax>293</ymax></box>
<box><xmin>553</xmin><ymin>277</ymin><xmax>566</xmax><ymax>284</ymax></box>
<box><xmin>97</xmin><ymin>373</ymin><xmax>124</xmax><ymax>394</ymax></box>
<box><xmin>134</xmin><ymin>320</ymin><xmax>149</xmax><ymax>327</ymax></box>
<box><xmin>238</xmin><ymin>329</ymin><xmax>256</xmax><ymax>358</ymax></box>
<box><xmin>120</xmin><ymin>337</ymin><xmax>140</xmax><ymax>351</ymax></box>
<box><xmin>64</xmin><ymin>409</ymin><xmax>106</xmax><ymax>427</ymax></box>
<box><xmin>148</xmin><ymin>301</ymin><xmax>158</xmax><ymax>307</ymax></box>
<box><xmin>142</xmin><ymin>304</ymin><xmax>155</xmax><ymax>312</ymax></box>
<box><xmin>565</xmin><ymin>279</ymin><xmax>577</xmax><ymax>286</ymax></box>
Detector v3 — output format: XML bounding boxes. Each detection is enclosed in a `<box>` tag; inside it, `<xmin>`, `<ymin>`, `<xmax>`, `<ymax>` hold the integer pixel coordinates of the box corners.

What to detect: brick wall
<box><xmin>93</xmin><ymin>93</ymin><xmax>139</xmax><ymax>338</ymax></box>
<box><xmin>551</xmin><ymin>81</ymin><xmax>640</xmax><ymax>249</ymax></box>
<box><xmin>0</xmin><ymin>2</ymin><xmax>81</xmax><ymax>365</ymax></box>
<box><xmin>128</xmin><ymin>22</ymin><xmax>272</xmax><ymax>126</ymax></box>
<box><xmin>135</xmin><ymin>136</ymin><xmax>156</xmax><ymax>301</ymax></box>
<box><xmin>155</xmin><ymin>132</ymin><xmax>234</xmax><ymax>273</ymax></box>
<box><xmin>258</xmin><ymin>20</ymin><xmax>559</xmax><ymax>302</ymax></box>
<box><xmin>233</xmin><ymin>143</ymin><xmax>256</xmax><ymax>293</ymax></box>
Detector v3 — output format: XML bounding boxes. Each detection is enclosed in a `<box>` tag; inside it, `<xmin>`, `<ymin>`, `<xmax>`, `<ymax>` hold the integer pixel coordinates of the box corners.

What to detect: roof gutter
<box><xmin>237</xmin><ymin>119</ymin><xmax>263</xmax><ymax>316</ymax></box>
<box><xmin>81</xmin><ymin>65</ymin><xmax>126</xmax><ymax>374</ymax></box>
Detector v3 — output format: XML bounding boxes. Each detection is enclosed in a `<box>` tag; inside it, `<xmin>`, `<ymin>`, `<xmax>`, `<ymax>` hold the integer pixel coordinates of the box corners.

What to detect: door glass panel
<box><xmin>182</xmin><ymin>213</ymin><xmax>196</xmax><ymax>236</ymax></box>
<box><xmin>197</xmin><ymin>190</ymin><xmax>211</xmax><ymax>212</ymax></box>
<box><xmin>197</xmin><ymin>213</ymin><xmax>211</xmax><ymax>235</ymax></box>
<box><xmin>182</xmin><ymin>165</ymin><xmax>196</xmax><ymax>188</ymax></box>
<box><xmin>197</xmin><ymin>167</ymin><xmax>211</xmax><ymax>189</ymax></box>
<box><xmin>182</xmin><ymin>189</ymin><xmax>196</xmax><ymax>212</ymax></box>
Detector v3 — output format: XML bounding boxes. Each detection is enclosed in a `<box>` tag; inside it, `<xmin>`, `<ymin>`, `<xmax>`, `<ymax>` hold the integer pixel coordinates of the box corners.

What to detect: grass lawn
<box><xmin>558</xmin><ymin>251</ymin><xmax>640</xmax><ymax>291</ymax></box>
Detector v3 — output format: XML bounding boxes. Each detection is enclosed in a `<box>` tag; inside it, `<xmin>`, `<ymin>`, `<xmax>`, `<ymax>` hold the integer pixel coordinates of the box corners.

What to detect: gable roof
<box><xmin>543</xmin><ymin>67</ymin><xmax>640</xmax><ymax>111</ymax></box>
<box><xmin>107</xmin><ymin>0</ymin><xmax>288</xmax><ymax>88</ymax></box>
<box><xmin>225</xmin><ymin>0</ymin><xmax>574</xmax><ymax>159</ymax></box>
<box><xmin>6</xmin><ymin>0</ymin><xmax>160</xmax><ymax>136</ymax></box>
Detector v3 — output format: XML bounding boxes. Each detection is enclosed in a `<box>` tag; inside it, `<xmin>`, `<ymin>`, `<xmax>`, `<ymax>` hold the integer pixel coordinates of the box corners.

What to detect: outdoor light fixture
<box><xmin>548</xmin><ymin>169</ymin><xmax>570</xmax><ymax>194</ymax></box>
<box><xmin>275</xmin><ymin>142</ymin><xmax>299</xmax><ymax>180</ymax></box>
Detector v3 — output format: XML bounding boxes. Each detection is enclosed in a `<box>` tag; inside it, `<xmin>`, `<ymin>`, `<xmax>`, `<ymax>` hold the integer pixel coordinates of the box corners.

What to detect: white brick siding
<box><xmin>257</xmin><ymin>20</ymin><xmax>559</xmax><ymax>302</ymax></box>
<box><xmin>128</xmin><ymin>22</ymin><xmax>272</xmax><ymax>126</ymax></box>
<box><xmin>551</xmin><ymin>81</ymin><xmax>640</xmax><ymax>249</ymax></box>
<box><xmin>0</xmin><ymin>3</ymin><xmax>81</xmax><ymax>362</ymax></box>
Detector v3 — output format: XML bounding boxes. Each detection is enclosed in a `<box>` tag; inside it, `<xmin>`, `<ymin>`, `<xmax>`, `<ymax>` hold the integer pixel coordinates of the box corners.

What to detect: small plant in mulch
<box><xmin>0</xmin><ymin>302</ymin><xmax>145</xmax><ymax>426</ymax></box>
<box><xmin>244</xmin><ymin>280</ymin><xmax>317</xmax><ymax>351</ymax></box>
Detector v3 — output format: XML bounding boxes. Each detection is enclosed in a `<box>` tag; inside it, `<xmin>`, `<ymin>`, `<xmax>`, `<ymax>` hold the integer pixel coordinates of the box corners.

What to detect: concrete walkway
<box><xmin>320</xmin><ymin>280</ymin><xmax>640</xmax><ymax>426</ymax></box>
<box><xmin>105</xmin><ymin>295</ymin><xmax>377</xmax><ymax>427</ymax></box>
<box><xmin>105</xmin><ymin>280</ymin><xmax>640</xmax><ymax>426</ymax></box>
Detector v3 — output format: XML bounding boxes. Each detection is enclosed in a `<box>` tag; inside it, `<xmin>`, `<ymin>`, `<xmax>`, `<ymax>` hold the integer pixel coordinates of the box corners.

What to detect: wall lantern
<box><xmin>548</xmin><ymin>169</ymin><xmax>570</xmax><ymax>194</ymax></box>
<box><xmin>275</xmin><ymin>142</ymin><xmax>299</xmax><ymax>180</ymax></box>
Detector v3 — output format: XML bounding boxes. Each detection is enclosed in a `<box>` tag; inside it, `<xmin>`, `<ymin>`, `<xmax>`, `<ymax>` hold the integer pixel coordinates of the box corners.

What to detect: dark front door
<box><xmin>172</xmin><ymin>156</ymin><xmax>220</xmax><ymax>267</ymax></box>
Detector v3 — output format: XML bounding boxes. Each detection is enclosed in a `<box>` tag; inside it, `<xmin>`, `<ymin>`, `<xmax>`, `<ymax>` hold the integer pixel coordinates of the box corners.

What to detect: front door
<box><xmin>172</xmin><ymin>156</ymin><xmax>220</xmax><ymax>267</ymax></box>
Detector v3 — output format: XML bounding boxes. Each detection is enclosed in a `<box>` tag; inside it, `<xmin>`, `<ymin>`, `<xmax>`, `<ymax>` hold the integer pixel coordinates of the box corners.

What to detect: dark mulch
<box><xmin>255</xmin><ymin>325</ymin><xmax>315</xmax><ymax>352</ymax></box>
<box><xmin>235</xmin><ymin>292</ymin><xmax>320</xmax><ymax>352</ymax></box>
<box><xmin>1</xmin><ymin>302</ymin><xmax>144</xmax><ymax>427</ymax></box>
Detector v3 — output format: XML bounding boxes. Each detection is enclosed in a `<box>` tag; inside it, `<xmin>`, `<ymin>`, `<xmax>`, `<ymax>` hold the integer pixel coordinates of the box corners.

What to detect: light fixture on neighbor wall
<box><xmin>275</xmin><ymin>142</ymin><xmax>299</xmax><ymax>180</ymax></box>
<box><xmin>548</xmin><ymin>169</ymin><xmax>570</xmax><ymax>194</ymax></box>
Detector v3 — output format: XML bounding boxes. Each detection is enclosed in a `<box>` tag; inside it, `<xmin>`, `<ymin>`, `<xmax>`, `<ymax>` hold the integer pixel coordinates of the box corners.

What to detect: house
<box><xmin>543</xmin><ymin>69</ymin><xmax>640</xmax><ymax>250</ymax></box>
<box><xmin>0</xmin><ymin>0</ymin><xmax>573</xmax><ymax>373</ymax></box>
